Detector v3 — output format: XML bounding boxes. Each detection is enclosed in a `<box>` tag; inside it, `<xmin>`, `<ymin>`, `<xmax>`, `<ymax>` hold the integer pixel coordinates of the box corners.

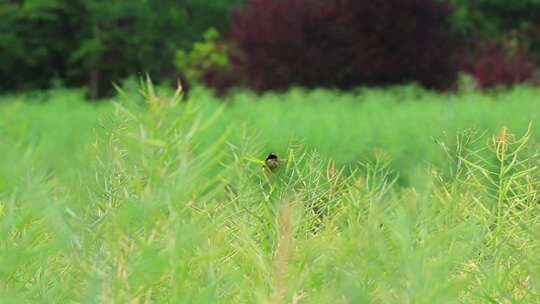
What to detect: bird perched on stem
<box><xmin>265</xmin><ymin>153</ymin><xmax>281</xmax><ymax>172</ymax></box>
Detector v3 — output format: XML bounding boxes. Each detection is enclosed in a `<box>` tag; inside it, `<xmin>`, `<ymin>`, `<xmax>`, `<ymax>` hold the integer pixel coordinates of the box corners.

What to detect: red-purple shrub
<box><xmin>214</xmin><ymin>0</ymin><xmax>462</xmax><ymax>92</ymax></box>
<box><xmin>202</xmin><ymin>67</ymin><xmax>242</xmax><ymax>95</ymax></box>
<box><xmin>461</xmin><ymin>41</ymin><xmax>536</xmax><ymax>89</ymax></box>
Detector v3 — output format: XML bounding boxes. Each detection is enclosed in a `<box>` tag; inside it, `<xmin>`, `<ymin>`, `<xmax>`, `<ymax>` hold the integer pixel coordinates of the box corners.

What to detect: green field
<box><xmin>1</xmin><ymin>85</ymin><xmax>540</xmax><ymax>302</ymax></box>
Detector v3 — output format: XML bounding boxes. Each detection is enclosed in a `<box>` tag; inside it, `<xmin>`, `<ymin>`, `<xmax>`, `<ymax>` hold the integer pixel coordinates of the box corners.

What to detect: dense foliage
<box><xmin>213</xmin><ymin>0</ymin><xmax>462</xmax><ymax>92</ymax></box>
<box><xmin>175</xmin><ymin>28</ymin><xmax>231</xmax><ymax>85</ymax></box>
<box><xmin>0</xmin><ymin>0</ymin><xmax>241</xmax><ymax>98</ymax></box>
<box><xmin>461</xmin><ymin>40</ymin><xmax>536</xmax><ymax>89</ymax></box>
<box><xmin>3</xmin><ymin>85</ymin><xmax>540</xmax><ymax>186</ymax></box>
<box><xmin>450</xmin><ymin>0</ymin><xmax>540</xmax><ymax>61</ymax></box>
<box><xmin>2</xmin><ymin>86</ymin><xmax>540</xmax><ymax>302</ymax></box>
<box><xmin>2</xmin><ymin>0</ymin><xmax>540</xmax><ymax>96</ymax></box>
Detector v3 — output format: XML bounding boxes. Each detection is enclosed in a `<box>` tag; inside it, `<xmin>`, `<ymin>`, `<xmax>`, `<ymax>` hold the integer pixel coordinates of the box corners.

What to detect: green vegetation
<box><xmin>450</xmin><ymin>0</ymin><xmax>540</xmax><ymax>57</ymax></box>
<box><xmin>175</xmin><ymin>28</ymin><xmax>230</xmax><ymax>84</ymax></box>
<box><xmin>0</xmin><ymin>0</ymin><xmax>241</xmax><ymax>96</ymax></box>
<box><xmin>2</xmin><ymin>1</ymin><xmax>539</xmax><ymax>301</ymax></box>
<box><xmin>4</xmin><ymin>0</ymin><xmax>540</xmax><ymax>97</ymax></box>
<box><xmin>1</xmin><ymin>85</ymin><xmax>540</xmax><ymax>302</ymax></box>
<box><xmin>3</xmin><ymin>85</ymin><xmax>540</xmax><ymax>186</ymax></box>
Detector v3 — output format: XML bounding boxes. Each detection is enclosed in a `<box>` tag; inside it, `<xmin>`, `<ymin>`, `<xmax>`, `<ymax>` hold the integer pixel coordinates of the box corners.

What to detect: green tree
<box><xmin>0</xmin><ymin>0</ymin><xmax>242</xmax><ymax>98</ymax></box>
<box><xmin>450</xmin><ymin>0</ymin><xmax>540</xmax><ymax>60</ymax></box>
<box><xmin>0</xmin><ymin>1</ymin><xmax>79</xmax><ymax>90</ymax></box>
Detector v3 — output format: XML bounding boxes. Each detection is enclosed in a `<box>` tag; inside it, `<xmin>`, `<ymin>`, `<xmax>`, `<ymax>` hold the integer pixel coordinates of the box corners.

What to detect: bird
<box><xmin>264</xmin><ymin>153</ymin><xmax>280</xmax><ymax>172</ymax></box>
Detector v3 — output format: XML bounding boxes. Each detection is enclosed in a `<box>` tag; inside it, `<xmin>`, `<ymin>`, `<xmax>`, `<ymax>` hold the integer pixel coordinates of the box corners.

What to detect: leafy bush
<box><xmin>175</xmin><ymin>28</ymin><xmax>231</xmax><ymax>84</ymax></box>
<box><xmin>461</xmin><ymin>40</ymin><xmax>536</xmax><ymax>89</ymax></box>
<box><xmin>201</xmin><ymin>67</ymin><xmax>242</xmax><ymax>96</ymax></box>
<box><xmin>216</xmin><ymin>0</ymin><xmax>461</xmax><ymax>92</ymax></box>
<box><xmin>0</xmin><ymin>0</ymin><xmax>242</xmax><ymax>98</ymax></box>
<box><xmin>0</xmin><ymin>2</ymin><xmax>80</xmax><ymax>91</ymax></box>
<box><xmin>450</xmin><ymin>0</ymin><xmax>540</xmax><ymax>62</ymax></box>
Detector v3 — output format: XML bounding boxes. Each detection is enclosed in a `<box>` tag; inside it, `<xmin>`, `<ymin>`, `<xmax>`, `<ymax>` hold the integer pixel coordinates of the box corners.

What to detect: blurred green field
<box><xmin>2</xmin><ymin>85</ymin><xmax>540</xmax><ymax>186</ymax></box>
<box><xmin>1</xmin><ymin>86</ymin><xmax>540</xmax><ymax>302</ymax></box>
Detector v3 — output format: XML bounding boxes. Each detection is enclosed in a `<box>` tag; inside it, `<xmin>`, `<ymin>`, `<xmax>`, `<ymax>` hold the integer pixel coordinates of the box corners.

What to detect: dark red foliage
<box><xmin>214</xmin><ymin>0</ymin><xmax>462</xmax><ymax>92</ymax></box>
<box><xmin>461</xmin><ymin>40</ymin><xmax>536</xmax><ymax>89</ymax></box>
<box><xmin>202</xmin><ymin>67</ymin><xmax>242</xmax><ymax>95</ymax></box>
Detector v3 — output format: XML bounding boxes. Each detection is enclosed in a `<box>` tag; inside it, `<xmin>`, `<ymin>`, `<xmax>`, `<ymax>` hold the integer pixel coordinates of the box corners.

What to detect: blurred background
<box><xmin>2</xmin><ymin>0</ymin><xmax>540</xmax><ymax>186</ymax></box>
<box><xmin>2</xmin><ymin>0</ymin><xmax>540</xmax><ymax>96</ymax></box>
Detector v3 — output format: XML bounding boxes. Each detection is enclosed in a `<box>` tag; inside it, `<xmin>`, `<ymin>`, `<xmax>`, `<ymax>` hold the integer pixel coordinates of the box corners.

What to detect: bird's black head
<box><xmin>266</xmin><ymin>153</ymin><xmax>278</xmax><ymax>161</ymax></box>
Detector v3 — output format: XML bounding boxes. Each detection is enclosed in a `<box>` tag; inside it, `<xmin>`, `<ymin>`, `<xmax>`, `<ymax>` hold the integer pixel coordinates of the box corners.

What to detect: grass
<box><xmin>1</xmin><ymin>83</ymin><xmax>540</xmax><ymax>302</ymax></box>
<box><xmin>3</xmin><ymin>85</ymin><xmax>540</xmax><ymax>186</ymax></box>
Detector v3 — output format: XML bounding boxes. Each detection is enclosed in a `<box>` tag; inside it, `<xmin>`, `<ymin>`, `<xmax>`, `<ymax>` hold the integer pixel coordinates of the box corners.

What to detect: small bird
<box><xmin>264</xmin><ymin>153</ymin><xmax>280</xmax><ymax>172</ymax></box>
